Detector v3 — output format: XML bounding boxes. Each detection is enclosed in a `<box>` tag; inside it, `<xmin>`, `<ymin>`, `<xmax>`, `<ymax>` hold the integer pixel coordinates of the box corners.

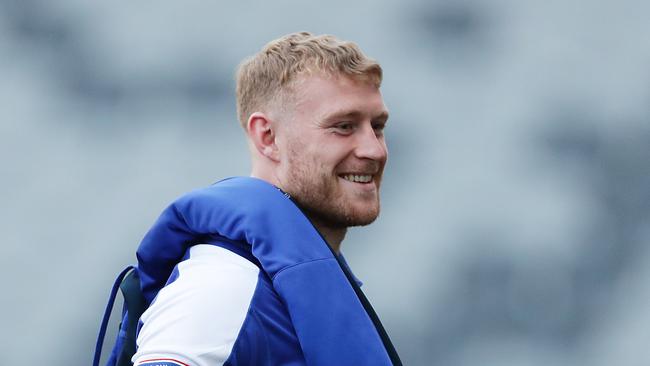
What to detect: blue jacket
<box><xmin>123</xmin><ymin>177</ymin><xmax>400</xmax><ymax>365</ymax></box>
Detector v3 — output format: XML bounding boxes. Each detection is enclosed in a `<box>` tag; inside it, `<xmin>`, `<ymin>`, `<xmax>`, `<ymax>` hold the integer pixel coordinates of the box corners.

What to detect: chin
<box><xmin>302</xmin><ymin>199</ymin><xmax>380</xmax><ymax>229</ymax></box>
<box><xmin>342</xmin><ymin>202</ymin><xmax>381</xmax><ymax>227</ymax></box>
<box><xmin>347</xmin><ymin>215</ymin><xmax>378</xmax><ymax>227</ymax></box>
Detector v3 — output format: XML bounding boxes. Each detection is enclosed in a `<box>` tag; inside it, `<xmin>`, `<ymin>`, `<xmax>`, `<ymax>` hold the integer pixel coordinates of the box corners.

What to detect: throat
<box><xmin>308</xmin><ymin>217</ymin><xmax>347</xmax><ymax>253</ymax></box>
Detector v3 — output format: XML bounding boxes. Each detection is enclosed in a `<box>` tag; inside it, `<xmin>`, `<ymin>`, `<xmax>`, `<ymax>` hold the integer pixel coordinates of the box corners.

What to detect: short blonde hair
<box><xmin>235</xmin><ymin>32</ymin><xmax>383</xmax><ymax>127</ymax></box>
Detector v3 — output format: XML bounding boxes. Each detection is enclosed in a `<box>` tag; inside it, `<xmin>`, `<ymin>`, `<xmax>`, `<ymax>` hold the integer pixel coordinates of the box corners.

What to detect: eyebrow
<box><xmin>325</xmin><ymin>110</ymin><xmax>390</xmax><ymax>123</ymax></box>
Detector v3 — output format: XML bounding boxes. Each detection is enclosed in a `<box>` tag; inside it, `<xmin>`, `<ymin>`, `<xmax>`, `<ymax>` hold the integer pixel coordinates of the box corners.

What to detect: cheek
<box><xmin>281</xmin><ymin>131</ymin><xmax>308</xmax><ymax>160</ymax></box>
<box><xmin>325</xmin><ymin>146</ymin><xmax>353</xmax><ymax>168</ymax></box>
<box><xmin>286</xmin><ymin>132</ymin><xmax>353</xmax><ymax>172</ymax></box>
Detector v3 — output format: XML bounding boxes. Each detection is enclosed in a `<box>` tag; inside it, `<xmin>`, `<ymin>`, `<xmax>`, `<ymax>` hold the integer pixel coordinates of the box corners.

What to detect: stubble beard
<box><xmin>283</xmin><ymin>154</ymin><xmax>381</xmax><ymax>229</ymax></box>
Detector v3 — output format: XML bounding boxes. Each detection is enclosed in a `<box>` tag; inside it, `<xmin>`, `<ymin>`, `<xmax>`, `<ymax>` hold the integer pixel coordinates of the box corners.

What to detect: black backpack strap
<box><xmin>115</xmin><ymin>269</ymin><xmax>148</xmax><ymax>366</ymax></box>
<box><xmin>93</xmin><ymin>266</ymin><xmax>135</xmax><ymax>366</ymax></box>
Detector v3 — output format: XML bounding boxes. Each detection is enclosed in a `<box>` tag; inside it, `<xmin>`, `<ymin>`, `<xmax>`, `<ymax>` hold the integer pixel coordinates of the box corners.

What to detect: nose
<box><xmin>354</xmin><ymin>124</ymin><xmax>387</xmax><ymax>162</ymax></box>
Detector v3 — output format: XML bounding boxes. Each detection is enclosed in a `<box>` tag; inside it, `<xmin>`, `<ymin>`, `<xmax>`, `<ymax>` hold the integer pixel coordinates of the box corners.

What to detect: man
<box><xmin>131</xmin><ymin>32</ymin><xmax>400</xmax><ymax>366</ymax></box>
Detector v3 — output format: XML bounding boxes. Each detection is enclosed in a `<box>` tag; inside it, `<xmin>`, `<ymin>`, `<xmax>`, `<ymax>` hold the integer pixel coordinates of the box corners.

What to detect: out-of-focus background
<box><xmin>1</xmin><ymin>0</ymin><xmax>649</xmax><ymax>365</ymax></box>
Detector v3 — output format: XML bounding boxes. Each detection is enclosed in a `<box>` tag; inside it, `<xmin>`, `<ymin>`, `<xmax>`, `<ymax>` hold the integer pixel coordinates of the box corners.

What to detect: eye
<box><xmin>333</xmin><ymin>122</ymin><xmax>355</xmax><ymax>135</ymax></box>
<box><xmin>372</xmin><ymin>121</ymin><xmax>386</xmax><ymax>136</ymax></box>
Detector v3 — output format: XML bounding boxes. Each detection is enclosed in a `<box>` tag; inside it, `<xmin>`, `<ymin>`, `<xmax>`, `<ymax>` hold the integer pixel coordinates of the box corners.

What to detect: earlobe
<box><xmin>247</xmin><ymin>112</ymin><xmax>280</xmax><ymax>162</ymax></box>
<box><xmin>262</xmin><ymin>145</ymin><xmax>276</xmax><ymax>158</ymax></box>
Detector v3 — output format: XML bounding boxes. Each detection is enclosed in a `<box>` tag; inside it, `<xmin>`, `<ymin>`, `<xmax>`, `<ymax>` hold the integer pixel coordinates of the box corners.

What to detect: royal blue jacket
<box><xmin>127</xmin><ymin>177</ymin><xmax>401</xmax><ymax>365</ymax></box>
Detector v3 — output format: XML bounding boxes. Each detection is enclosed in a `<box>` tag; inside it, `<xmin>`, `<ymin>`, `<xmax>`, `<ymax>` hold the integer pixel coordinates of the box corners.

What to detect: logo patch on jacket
<box><xmin>137</xmin><ymin>358</ymin><xmax>189</xmax><ymax>366</ymax></box>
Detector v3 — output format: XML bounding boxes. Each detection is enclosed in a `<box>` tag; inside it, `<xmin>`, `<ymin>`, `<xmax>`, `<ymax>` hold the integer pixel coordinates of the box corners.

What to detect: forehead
<box><xmin>288</xmin><ymin>73</ymin><xmax>388</xmax><ymax>120</ymax></box>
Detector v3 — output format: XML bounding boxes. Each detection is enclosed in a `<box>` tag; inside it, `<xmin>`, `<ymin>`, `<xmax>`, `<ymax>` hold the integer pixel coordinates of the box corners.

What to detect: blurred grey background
<box><xmin>1</xmin><ymin>0</ymin><xmax>649</xmax><ymax>365</ymax></box>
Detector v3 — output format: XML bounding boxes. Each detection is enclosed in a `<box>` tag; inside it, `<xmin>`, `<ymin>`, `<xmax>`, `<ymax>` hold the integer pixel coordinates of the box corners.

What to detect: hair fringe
<box><xmin>235</xmin><ymin>32</ymin><xmax>382</xmax><ymax>127</ymax></box>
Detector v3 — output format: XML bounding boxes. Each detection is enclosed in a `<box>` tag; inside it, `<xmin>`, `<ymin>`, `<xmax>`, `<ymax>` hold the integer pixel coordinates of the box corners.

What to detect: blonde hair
<box><xmin>235</xmin><ymin>32</ymin><xmax>383</xmax><ymax>127</ymax></box>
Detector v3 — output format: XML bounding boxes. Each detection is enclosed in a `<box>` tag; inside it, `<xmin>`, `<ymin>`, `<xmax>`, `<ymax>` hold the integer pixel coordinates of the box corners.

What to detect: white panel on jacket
<box><xmin>132</xmin><ymin>244</ymin><xmax>260</xmax><ymax>366</ymax></box>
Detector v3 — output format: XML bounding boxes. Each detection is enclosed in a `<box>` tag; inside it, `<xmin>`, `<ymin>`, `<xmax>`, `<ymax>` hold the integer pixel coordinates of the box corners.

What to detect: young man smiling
<box><xmin>130</xmin><ymin>32</ymin><xmax>401</xmax><ymax>366</ymax></box>
<box><xmin>247</xmin><ymin>66</ymin><xmax>389</xmax><ymax>253</ymax></box>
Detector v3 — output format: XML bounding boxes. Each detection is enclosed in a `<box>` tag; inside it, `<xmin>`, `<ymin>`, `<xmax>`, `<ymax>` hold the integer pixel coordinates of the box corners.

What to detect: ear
<box><xmin>246</xmin><ymin>112</ymin><xmax>280</xmax><ymax>162</ymax></box>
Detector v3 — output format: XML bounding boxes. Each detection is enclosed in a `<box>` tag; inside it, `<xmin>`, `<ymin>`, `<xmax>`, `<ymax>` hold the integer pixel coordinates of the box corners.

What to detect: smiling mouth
<box><xmin>339</xmin><ymin>174</ymin><xmax>373</xmax><ymax>183</ymax></box>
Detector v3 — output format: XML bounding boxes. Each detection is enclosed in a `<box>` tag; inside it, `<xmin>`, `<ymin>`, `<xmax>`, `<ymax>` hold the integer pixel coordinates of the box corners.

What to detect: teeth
<box><xmin>342</xmin><ymin>174</ymin><xmax>372</xmax><ymax>183</ymax></box>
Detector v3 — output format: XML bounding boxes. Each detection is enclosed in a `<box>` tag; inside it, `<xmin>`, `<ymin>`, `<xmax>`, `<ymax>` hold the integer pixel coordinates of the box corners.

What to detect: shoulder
<box><xmin>133</xmin><ymin>244</ymin><xmax>260</xmax><ymax>366</ymax></box>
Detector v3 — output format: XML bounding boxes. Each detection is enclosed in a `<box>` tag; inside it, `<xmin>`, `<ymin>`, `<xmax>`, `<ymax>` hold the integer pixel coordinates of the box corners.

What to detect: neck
<box><xmin>308</xmin><ymin>217</ymin><xmax>347</xmax><ymax>253</ymax></box>
<box><xmin>249</xmin><ymin>171</ymin><xmax>347</xmax><ymax>253</ymax></box>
